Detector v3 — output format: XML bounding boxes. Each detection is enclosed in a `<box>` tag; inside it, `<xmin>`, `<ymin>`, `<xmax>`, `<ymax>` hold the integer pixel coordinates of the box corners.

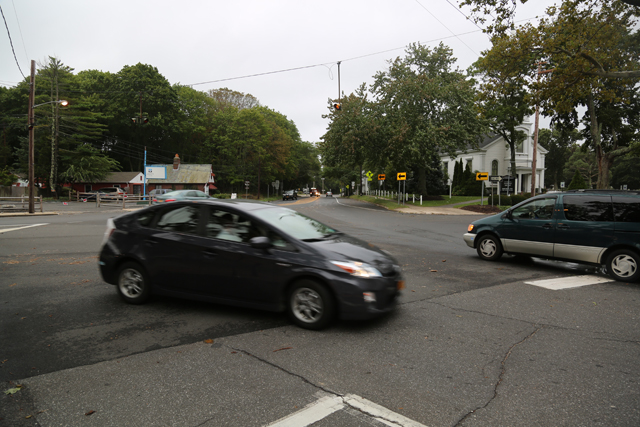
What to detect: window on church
<box><xmin>492</xmin><ymin>160</ymin><xmax>499</xmax><ymax>176</ymax></box>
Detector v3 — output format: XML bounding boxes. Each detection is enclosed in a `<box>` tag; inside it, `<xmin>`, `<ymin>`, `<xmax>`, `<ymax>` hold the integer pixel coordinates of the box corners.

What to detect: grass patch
<box><xmin>350</xmin><ymin>195</ymin><xmax>482</xmax><ymax>210</ymax></box>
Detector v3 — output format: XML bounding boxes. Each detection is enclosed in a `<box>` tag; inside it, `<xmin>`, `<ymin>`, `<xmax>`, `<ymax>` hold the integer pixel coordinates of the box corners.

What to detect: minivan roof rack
<box><xmin>565</xmin><ymin>189</ymin><xmax>640</xmax><ymax>195</ymax></box>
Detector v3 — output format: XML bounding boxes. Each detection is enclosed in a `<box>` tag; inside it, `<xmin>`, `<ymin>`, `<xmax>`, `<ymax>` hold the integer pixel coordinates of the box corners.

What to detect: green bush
<box><xmin>488</xmin><ymin>194</ymin><xmax>512</xmax><ymax>206</ymax></box>
<box><xmin>510</xmin><ymin>193</ymin><xmax>532</xmax><ymax>205</ymax></box>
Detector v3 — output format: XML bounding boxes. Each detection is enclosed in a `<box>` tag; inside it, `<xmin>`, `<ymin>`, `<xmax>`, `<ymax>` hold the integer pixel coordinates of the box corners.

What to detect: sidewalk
<box><xmin>0</xmin><ymin>200</ymin><xmax>144</xmax><ymax>217</ymax></box>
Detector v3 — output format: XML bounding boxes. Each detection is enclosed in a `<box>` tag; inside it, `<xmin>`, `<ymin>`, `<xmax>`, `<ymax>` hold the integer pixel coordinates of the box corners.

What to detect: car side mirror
<box><xmin>250</xmin><ymin>236</ymin><xmax>273</xmax><ymax>250</ymax></box>
<box><xmin>502</xmin><ymin>210</ymin><xmax>512</xmax><ymax>219</ymax></box>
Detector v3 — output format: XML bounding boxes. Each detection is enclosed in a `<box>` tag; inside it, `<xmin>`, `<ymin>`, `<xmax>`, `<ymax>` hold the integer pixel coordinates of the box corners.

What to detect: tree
<box><xmin>567</xmin><ymin>168</ymin><xmax>588</xmax><ymax>190</ymax></box>
<box><xmin>610</xmin><ymin>154</ymin><xmax>640</xmax><ymax>190</ymax></box>
<box><xmin>538</xmin><ymin>126</ymin><xmax>582</xmax><ymax>190</ymax></box>
<box><xmin>370</xmin><ymin>43</ymin><xmax>486</xmax><ymax>196</ymax></box>
<box><xmin>207</xmin><ymin>88</ymin><xmax>259</xmax><ymax>110</ymax></box>
<box><xmin>461</xmin><ymin>0</ymin><xmax>640</xmax><ymax>188</ymax></box>
<box><xmin>58</xmin><ymin>145</ymin><xmax>120</xmax><ymax>184</ymax></box>
<box><xmin>472</xmin><ymin>32</ymin><xmax>534</xmax><ymax>181</ymax></box>
<box><xmin>564</xmin><ymin>149</ymin><xmax>598</xmax><ymax>188</ymax></box>
<box><xmin>319</xmin><ymin>84</ymin><xmax>378</xmax><ymax>193</ymax></box>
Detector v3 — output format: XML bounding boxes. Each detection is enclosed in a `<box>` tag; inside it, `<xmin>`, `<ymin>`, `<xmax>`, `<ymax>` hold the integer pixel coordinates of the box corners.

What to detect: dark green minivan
<box><xmin>463</xmin><ymin>190</ymin><xmax>640</xmax><ymax>282</ymax></box>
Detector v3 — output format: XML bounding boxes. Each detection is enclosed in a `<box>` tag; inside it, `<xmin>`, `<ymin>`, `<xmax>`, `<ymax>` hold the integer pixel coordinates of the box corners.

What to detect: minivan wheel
<box><xmin>476</xmin><ymin>234</ymin><xmax>503</xmax><ymax>261</ymax></box>
<box><xmin>287</xmin><ymin>280</ymin><xmax>335</xmax><ymax>330</ymax></box>
<box><xmin>117</xmin><ymin>262</ymin><xmax>151</xmax><ymax>304</ymax></box>
<box><xmin>606</xmin><ymin>250</ymin><xmax>640</xmax><ymax>282</ymax></box>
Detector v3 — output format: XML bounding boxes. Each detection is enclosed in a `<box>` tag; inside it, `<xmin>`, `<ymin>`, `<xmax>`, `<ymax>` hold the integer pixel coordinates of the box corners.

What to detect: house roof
<box><xmin>146</xmin><ymin>164</ymin><xmax>212</xmax><ymax>184</ymax></box>
<box><xmin>97</xmin><ymin>172</ymin><xmax>142</xmax><ymax>183</ymax></box>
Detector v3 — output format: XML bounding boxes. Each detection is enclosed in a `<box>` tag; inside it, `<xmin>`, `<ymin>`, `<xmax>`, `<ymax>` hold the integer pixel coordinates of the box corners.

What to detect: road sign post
<box><xmin>397</xmin><ymin>172</ymin><xmax>406</xmax><ymax>205</ymax></box>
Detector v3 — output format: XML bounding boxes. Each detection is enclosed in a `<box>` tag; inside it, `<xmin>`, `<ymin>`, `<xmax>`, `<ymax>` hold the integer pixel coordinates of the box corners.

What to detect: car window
<box><xmin>206</xmin><ymin>210</ymin><xmax>251</xmax><ymax>243</ymax></box>
<box><xmin>612</xmin><ymin>197</ymin><xmax>640</xmax><ymax>223</ymax></box>
<box><xmin>154</xmin><ymin>205</ymin><xmax>201</xmax><ymax>235</ymax></box>
<box><xmin>511</xmin><ymin>197</ymin><xmax>556</xmax><ymax>220</ymax></box>
<box><xmin>195</xmin><ymin>191</ymin><xmax>208</xmax><ymax>198</ymax></box>
<box><xmin>137</xmin><ymin>210</ymin><xmax>155</xmax><ymax>227</ymax></box>
<box><xmin>562</xmin><ymin>196</ymin><xmax>613</xmax><ymax>222</ymax></box>
<box><xmin>186</xmin><ymin>191</ymin><xmax>197</xmax><ymax>197</ymax></box>
<box><xmin>250</xmin><ymin>207</ymin><xmax>337</xmax><ymax>241</ymax></box>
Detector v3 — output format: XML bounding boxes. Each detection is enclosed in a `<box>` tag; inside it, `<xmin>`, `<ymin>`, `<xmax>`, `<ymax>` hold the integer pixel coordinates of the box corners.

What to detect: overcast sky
<box><xmin>1</xmin><ymin>0</ymin><xmax>557</xmax><ymax>143</ymax></box>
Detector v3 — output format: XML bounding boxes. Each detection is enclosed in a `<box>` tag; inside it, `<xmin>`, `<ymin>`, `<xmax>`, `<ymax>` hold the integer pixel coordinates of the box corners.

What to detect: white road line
<box><xmin>525</xmin><ymin>275</ymin><xmax>614</xmax><ymax>290</ymax></box>
<box><xmin>265</xmin><ymin>396</ymin><xmax>344</xmax><ymax>427</ymax></box>
<box><xmin>0</xmin><ymin>223</ymin><xmax>48</xmax><ymax>234</ymax></box>
<box><xmin>265</xmin><ymin>394</ymin><xmax>428</xmax><ymax>427</ymax></box>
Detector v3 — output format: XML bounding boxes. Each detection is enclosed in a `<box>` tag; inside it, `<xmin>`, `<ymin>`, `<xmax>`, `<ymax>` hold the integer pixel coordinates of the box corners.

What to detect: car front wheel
<box><xmin>476</xmin><ymin>234</ymin><xmax>503</xmax><ymax>261</ymax></box>
<box><xmin>606</xmin><ymin>249</ymin><xmax>640</xmax><ymax>282</ymax></box>
<box><xmin>287</xmin><ymin>280</ymin><xmax>335</xmax><ymax>330</ymax></box>
<box><xmin>117</xmin><ymin>262</ymin><xmax>151</xmax><ymax>304</ymax></box>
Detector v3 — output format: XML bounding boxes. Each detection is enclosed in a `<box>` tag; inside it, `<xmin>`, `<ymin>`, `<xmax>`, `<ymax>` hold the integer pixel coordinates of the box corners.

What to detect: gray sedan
<box><xmin>153</xmin><ymin>190</ymin><xmax>214</xmax><ymax>203</ymax></box>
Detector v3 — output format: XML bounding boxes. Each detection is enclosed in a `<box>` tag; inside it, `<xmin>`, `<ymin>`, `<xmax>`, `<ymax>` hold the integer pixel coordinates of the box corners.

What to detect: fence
<box><xmin>76</xmin><ymin>192</ymin><xmax>153</xmax><ymax>209</ymax></box>
<box><xmin>0</xmin><ymin>186</ymin><xmax>29</xmax><ymax>197</ymax></box>
<box><xmin>0</xmin><ymin>196</ymin><xmax>43</xmax><ymax>213</ymax></box>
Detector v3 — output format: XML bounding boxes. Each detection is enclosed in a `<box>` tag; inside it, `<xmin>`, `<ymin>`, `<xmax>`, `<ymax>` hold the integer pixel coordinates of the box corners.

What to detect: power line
<box><xmin>0</xmin><ymin>5</ymin><xmax>25</xmax><ymax>78</ymax></box>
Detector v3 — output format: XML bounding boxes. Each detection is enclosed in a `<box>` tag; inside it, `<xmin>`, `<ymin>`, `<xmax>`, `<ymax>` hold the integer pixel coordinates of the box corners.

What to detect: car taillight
<box><xmin>153</xmin><ymin>198</ymin><xmax>157</xmax><ymax>202</ymax></box>
<box><xmin>101</xmin><ymin>218</ymin><xmax>116</xmax><ymax>246</ymax></box>
<box><xmin>165</xmin><ymin>199</ymin><xmax>176</xmax><ymax>202</ymax></box>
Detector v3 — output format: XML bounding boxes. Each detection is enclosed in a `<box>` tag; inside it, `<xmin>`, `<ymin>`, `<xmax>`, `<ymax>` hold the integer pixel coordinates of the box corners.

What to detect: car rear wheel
<box><xmin>606</xmin><ymin>249</ymin><xmax>640</xmax><ymax>282</ymax></box>
<box><xmin>287</xmin><ymin>280</ymin><xmax>335</xmax><ymax>330</ymax></box>
<box><xmin>476</xmin><ymin>234</ymin><xmax>503</xmax><ymax>261</ymax></box>
<box><xmin>117</xmin><ymin>262</ymin><xmax>151</xmax><ymax>304</ymax></box>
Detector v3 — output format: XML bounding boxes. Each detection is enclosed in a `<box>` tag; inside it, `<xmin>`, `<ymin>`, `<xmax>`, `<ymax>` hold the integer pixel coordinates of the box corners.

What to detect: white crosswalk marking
<box><xmin>265</xmin><ymin>394</ymin><xmax>428</xmax><ymax>427</ymax></box>
<box><xmin>525</xmin><ymin>275</ymin><xmax>614</xmax><ymax>290</ymax></box>
<box><xmin>0</xmin><ymin>223</ymin><xmax>48</xmax><ymax>234</ymax></box>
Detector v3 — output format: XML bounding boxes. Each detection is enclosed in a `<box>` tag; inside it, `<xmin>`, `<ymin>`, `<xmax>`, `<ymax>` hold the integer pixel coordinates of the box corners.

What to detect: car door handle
<box><xmin>557</xmin><ymin>224</ymin><xmax>569</xmax><ymax>229</ymax></box>
<box><xmin>204</xmin><ymin>250</ymin><xmax>218</xmax><ymax>257</ymax></box>
<box><xmin>542</xmin><ymin>223</ymin><xmax>553</xmax><ymax>229</ymax></box>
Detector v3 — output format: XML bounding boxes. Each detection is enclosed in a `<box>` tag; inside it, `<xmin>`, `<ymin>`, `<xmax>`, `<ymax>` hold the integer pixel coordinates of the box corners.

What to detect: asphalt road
<box><xmin>1</xmin><ymin>197</ymin><xmax>638</xmax><ymax>426</ymax></box>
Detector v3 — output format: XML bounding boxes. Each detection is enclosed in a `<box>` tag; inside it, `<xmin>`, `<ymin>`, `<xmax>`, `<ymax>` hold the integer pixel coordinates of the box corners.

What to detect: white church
<box><xmin>440</xmin><ymin>118</ymin><xmax>547</xmax><ymax>194</ymax></box>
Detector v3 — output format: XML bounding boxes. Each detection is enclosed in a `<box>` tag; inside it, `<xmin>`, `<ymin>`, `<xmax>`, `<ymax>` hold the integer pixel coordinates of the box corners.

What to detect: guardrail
<box><xmin>0</xmin><ymin>196</ymin><xmax>43</xmax><ymax>213</ymax></box>
<box><xmin>76</xmin><ymin>192</ymin><xmax>153</xmax><ymax>209</ymax></box>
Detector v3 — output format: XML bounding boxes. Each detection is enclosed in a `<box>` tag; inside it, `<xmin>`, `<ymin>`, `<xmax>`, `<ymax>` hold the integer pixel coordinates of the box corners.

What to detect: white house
<box><xmin>440</xmin><ymin>118</ymin><xmax>547</xmax><ymax>194</ymax></box>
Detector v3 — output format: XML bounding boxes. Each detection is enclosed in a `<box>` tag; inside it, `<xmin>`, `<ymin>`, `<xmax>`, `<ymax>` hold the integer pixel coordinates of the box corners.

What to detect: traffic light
<box><xmin>131</xmin><ymin>117</ymin><xmax>137</xmax><ymax>124</ymax></box>
<box><xmin>333</xmin><ymin>103</ymin><xmax>341</xmax><ymax>110</ymax></box>
<box><xmin>143</xmin><ymin>117</ymin><xmax>149</xmax><ymax>124</ymax></box>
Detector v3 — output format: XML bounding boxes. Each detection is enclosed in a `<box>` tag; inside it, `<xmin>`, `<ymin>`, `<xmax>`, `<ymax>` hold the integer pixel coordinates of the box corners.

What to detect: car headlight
<box><xmin>331</xmin><ymin>261</ymin><xmax>382</xmax><ymax>278</ymax></box>
<box><xmin>468</xmin><ymin>224</ymin><xmax>475</xmax><ymax>232</ymax></box>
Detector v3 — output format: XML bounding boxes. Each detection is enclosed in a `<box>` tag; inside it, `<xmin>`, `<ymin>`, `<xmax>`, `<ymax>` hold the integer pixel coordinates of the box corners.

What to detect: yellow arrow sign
<box><xmin>378</xmin><ymin>174</ymin><xmax>386</xmax><ymax>181</ymax></box>
<box><xmin>476</xmin><ymin>172</ymin><xmax>489</xmax><ymax>181</ymax></box>
<box><xmin>397</xmin><ymin>172</ymin><xmax>406</xmax><ymax>181</ymax></box>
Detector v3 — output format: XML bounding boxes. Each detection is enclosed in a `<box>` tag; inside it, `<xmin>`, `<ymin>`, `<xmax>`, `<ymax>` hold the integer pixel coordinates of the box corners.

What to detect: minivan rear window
<box><xmin>562</xmin><ymin>196</ymin><xmax>613</xmax><ymax>222</ymax></box>
<box><xmin>612</xmin><ymin>196</ymin><xmax>640</xmax><ymax>223</ymax></box>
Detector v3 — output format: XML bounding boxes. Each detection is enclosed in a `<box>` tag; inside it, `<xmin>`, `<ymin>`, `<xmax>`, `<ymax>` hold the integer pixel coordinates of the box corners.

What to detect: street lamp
<box><xmin>28</xmin><ymin>59</ymin><xmax>69</xmax><ymax>213</ymax></box>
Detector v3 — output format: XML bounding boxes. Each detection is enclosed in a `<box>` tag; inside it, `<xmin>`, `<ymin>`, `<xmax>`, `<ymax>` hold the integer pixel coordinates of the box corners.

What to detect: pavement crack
<box><xmin>227</xmin><ymin>345</ymin><xmax>343</xmax><ymax>397</ymax></box>
<box><xmin>454</xmin><ymin>325</ymin><xmax>543</xmax><ymax>427</ymax></box>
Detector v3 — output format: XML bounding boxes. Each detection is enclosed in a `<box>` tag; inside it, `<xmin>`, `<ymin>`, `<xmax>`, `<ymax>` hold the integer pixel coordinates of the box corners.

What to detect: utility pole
<box><xmin>532</xmin><ymin>63</ymin><xmax>554</xmax><ymax>196</ymax></box>
<box><xmin>28</xmin><ymin>60</ymin><xmax>35</xmax><ymax>214</ymax></box>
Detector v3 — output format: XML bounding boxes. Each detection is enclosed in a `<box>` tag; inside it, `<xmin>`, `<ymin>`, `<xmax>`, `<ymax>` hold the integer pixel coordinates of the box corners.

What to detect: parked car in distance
<box><xmin>282</xmin><ymin>190</ymin><xmax>298</xmax><ymax>201</ymax></box>
<box><xmin>98</xmin><ymin>200</ymin><xmax>404</xmax><ymax>329</ymax></box>
<box><xmin>153</xmin><ymin>190</ymin><xmax>213</xmax><ymax>203</ymax></box>
<box><xmin>326</xmin><ymin>191</ymin><xmax>333</xmax><ymax>197</ymax></box>
<box><xmin>463</xmin><ymin>190</ymin><xmax>640</xmax><ymax>282</ymax></box>
<box><xmin>149</xmin><ymin>189</ymin><xmax>170</xmax><ymax>198</ymax></box>
<box><xmin>99</xmin><ymin>187</ymin><xmax>127</xmax><ymax>200</ymax></box>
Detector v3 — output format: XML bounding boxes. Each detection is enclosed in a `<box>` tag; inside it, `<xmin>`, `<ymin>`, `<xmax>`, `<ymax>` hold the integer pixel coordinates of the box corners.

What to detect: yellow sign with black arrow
<box><xmin>378</xmin><ymin>174</ymin><xmax>386</xmax><ymax>181</ymax></box>
<box><xmin>476</xmin><ymin>172</ymin><xmax>489</xmax><ymax>181</ymax></box>
<box><xmin>397</xmin><ymin>172</ymin><xmax>406</xmax><ymax>181</ymax></box>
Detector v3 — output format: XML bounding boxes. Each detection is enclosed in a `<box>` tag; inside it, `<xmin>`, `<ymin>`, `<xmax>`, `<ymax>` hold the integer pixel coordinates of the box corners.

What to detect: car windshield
<box><xmin>251</xmin><ymin>207</ymin><xmax>338</xmax><ymax>241</ymax></box>
<box><xmin>163</xmin><ymin>191</ymin><xmax>183</xmax><ymax>197</ymax></box>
